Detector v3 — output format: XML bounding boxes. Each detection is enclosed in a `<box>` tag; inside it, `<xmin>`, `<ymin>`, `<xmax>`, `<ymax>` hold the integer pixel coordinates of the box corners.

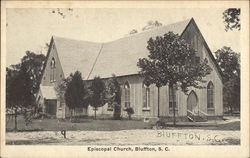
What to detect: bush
<box><xmin>113</xmin><ymin>103</ymin><xmax>121</xmax><ymax>120</ymax></box>
<box><xmin>124</xmin><ymin>107</ymin><xmax>134</xmax><ymax>120</ymax></box>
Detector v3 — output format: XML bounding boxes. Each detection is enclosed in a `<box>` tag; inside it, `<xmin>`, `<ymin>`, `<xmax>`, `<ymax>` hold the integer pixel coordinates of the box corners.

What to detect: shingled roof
<box><xmin>53</xmin><ymin>37</ymin><xmax>102</xmax><ymax>80</ymax></box>
<box><xmin>52</xmin><ymin>18</ymin><xmax>192</xmax><ymax>80</ymax></box>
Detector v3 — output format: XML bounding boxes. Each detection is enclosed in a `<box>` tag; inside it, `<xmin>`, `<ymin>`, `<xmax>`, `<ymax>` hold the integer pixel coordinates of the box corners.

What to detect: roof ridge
<box><xmin>53</xmin><ymin>35</ymin><xmax>102</xmax><ymax>44</ymax></box>
<box><xmin>107</xmin><ymin>18</ymin><xmax>192</xmax><ymax>42</ymax></box>
<box><xmin>52</xmin><ymin>18</ymin><xmax>192</xmax><ymax>45</ymax></box>
<box><xmin>51</xmin><ymin>18</ymin><xmax>193</xmax><ymax>79</ymax></box>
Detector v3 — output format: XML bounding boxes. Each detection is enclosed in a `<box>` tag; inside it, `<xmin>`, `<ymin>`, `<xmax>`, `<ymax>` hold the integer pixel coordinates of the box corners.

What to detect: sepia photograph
<box><xmin>1</xmin><ymin>1</ymin><xmax>249</xmax><ymax>158</ymax></box>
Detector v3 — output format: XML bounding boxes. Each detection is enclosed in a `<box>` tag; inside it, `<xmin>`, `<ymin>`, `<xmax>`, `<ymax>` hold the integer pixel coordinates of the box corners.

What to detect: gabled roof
<box><xmin>51</xmin><ymin>18</ymin><xmax>191</xmax><ymax>80</ymax></box>
<box><xmin>48</xmin><ymin>18</ymin><xmax>223</xmax><ymax>81</ymax></box>
<box><xmin>89</xmin><ymin>19</ymin><xmax>191</xmax><ymax>80</ymax></box>
<box><xmin>53</xmin><ymin>36</ymin><xmax>102</xmax><ymax>79</ymax></box>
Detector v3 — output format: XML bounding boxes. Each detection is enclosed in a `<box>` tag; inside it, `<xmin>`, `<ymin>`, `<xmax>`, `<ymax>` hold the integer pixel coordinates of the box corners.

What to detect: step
<box><xmin>187</xmin><ymin>115</ymin><xmax>208</xmax><ymax>122</ymax></box>
<box><xmin>187</xmin><ymin>116</ymin><xmax>195</xmax><ymax>122</ymax></box>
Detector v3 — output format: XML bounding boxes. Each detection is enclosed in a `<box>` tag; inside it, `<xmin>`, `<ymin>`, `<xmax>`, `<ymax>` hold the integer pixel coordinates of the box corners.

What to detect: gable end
<box><xmin>181</xmin><ymin>18</ymin><xmax>224</xmax><ymax>82</ymax></box>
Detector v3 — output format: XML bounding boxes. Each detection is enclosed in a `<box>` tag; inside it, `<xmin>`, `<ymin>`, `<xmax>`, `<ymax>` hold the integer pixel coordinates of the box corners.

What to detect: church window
<box><xmin>124</xmin><ymin>81</ymin><xmax>130</xmax><ymax>108</ymax></box>
<box><xmin>169</xmin><ymin>85</ymin><xmax>177</xmax><ymax>111</ymax></box>
<box><xmin>50</xmin><ymin>57</ymin><xmax>56</xmax><ymax>82</ymax></box>
<box><xmin>142</xmin><ymin>83</ymin><xmax>150</xmax><ymax>110</ymax></box>
<box><xmin>207</xmin><ymin>81</ymin><xmax>214</xmax><ymax>109</ymax></box>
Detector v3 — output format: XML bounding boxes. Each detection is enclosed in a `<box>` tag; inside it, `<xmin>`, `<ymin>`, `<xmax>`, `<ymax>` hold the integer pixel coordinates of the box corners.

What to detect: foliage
<box><xmin>128</xmin><ymin>20</ymin><xmax>163</xmax><ymax>36</ymax></box>
<box><xmin>6</xmin><ymin>65</ymin><xmax>35</xmax><ymax>108</ymax></box>
<box><xmin>215</xmin><ymin>47</ymin><xmax>240</xmax><ymax>112</ymax></box>
<box><xmin>129</xmin><ymin>29</ymin><xmax>138</xmax><ymax>35</ymax></box>
<box><xmin>142</xmin><ymin>20</ymin><xmax>163</xmax><ymax>31</ymax></box>
<box><xmin>137</xmin><ymin>31</ymin><xmax>212</xmax><ymax>125</ymax></box>
<box><xmin>6</xmin><ymin>66</ymin><xmax>20</xmax><ymax>108</ymax></box>
<box><xmin>137</xmin><ymin>31</ymin><xmax>212</xmax><ymax>93</ymax></box>
<box><xmin>105</xmin><ymin>74</ymin><xmax>122</xmax><ymax>119</ymax></box>
<box><xmin>64</xmin><ymin>71</ymin><xmax>89</xmax><ymax>116</ymax></box>
<box><xmin>223</xmin><ymin>8</ymin><xmax>240</xmax><ymax>31</ymax></box>
<box><xmin>6</xmin><ymin>65</ymin><xmax>35</xmax><ymax>130</ymax></box>
<box><xmin>23</xmin><ymin>109</ymin><xmax>35</xmax><ymax>126</ymax></box>
<box><xmin>105</xmin><ymin>74</ymin><xmax>121</xmax><ymax>105</ymax></box>
<box><xmin>20</xmin><ymin>51</ymin><xmax>46</xmax><ymax>94</ymax></box>
<box><xmin>55</xmin><ymin>77</ymin><xmax>72</xmax><ymax>104</ymax></box>
<box><xmin>6</xmin><ymin>51</ymin><xmax>46</xmax><ymax>130</ymax></box>
<box><xmin>124</xmin><ymin>107</ymin><xmax>134</xmax><ymax>120</ymax></box>
<box><xmin>89</xmin><ymin>76</ymin><xmax>106</xmax><ymax>119</ymax></box>
<box><xmin>6</xmin><ymin>51</ymin><xmax>46</xmax><ymax>107</ymax></box>
<box><xmin>215</xmin><ymin>47</ymin><xmax>240</xmax><ymax>81</ymax></box>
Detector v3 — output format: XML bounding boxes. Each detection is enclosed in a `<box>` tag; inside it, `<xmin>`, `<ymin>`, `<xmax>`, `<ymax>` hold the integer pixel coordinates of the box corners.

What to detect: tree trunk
<box><xmin>171</xmin><ymin>84</ymin><xmax>176</xmax><ymax>126</ymax></box>
<box><xmin>70</xmin><ymin>109</ymin><xmax>73</xmax><ymax>120</ymax></box>
<box><xmin>229</xmin><ymin>104</ymin><xmax>233</xmax><ymax>114</ymax></box>
<box><xmin>14</xmin><ymin>107</ymin><xmax>17</xmax><ymax>131</ymax></box>
<box><xmin>157</xmin><ymin>86</ymin><xmax>160</xmax><ymax>118</ymax></box>
<box><xmin>94</xmin><ymin>107</ymin><xmax>97</xmax><ymax>120</ymax></box>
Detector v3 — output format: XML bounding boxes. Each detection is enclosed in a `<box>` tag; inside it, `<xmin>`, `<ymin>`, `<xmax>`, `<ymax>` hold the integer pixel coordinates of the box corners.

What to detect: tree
<box><xmin>20</xmin><ymin>51</ymin><xmax>46</xmax><ymax>94</ymax></box>
<box><xmin>215</xmin><ymin>47</ymin><xmax>240</xmax><ymax>113</ymax></box>
<box><xmin>105</xmin><ymin>74</ymin><xmax>122</xmax><ymax>119</ymax></box>
<box><xmin>142</xmin><ymin>20</ymin><xmax>163</xmax><ymax>31</ymax></box>
<box><xmin>6</xmin><ymin>51</ymin><xmax>45</xmax><ymax>105</ymax></box>
<box><xmin>55</xmin><ymin>76</ymin><xmax>73</xmax><ymax>113</ymax></box>
<box><xmin>6</xmin><ymin>50</ymin><xmax>46</xmax><ymax>130</ymax></box>
<box><xmin>64</xmin><ymin>71</ymin><xmax>89</xmax><ymax>118</ymax></box>
<box><xmin>223</xmin><ymin>8</ymin><xmax>240</xmax><ymax>31</ymax></box>
<box><xmin>129</xmin><ymin>29</ymin><xmax>138</xmax><ymax>35</ymax></box>
<box><xmin>89</xmin><ymin>76</ymin><xmax>106</xmax><ymax>119</ymax></box>
<box><xmin>6</xmin><ymin>65</ymin><xmax>20</xmax><ymax>108</ymax></box>
<box><xmin>137</xmin><ymin>32</ymin><xmax>212</xmax><ymax>125</ymax></box>
<box><xmin>6</xmin><ymin>65</ymin><xmax>34</xmax><ymax>130</ymax></box>
<box><xmin>124</xmin><ymin>107</ymin><xmax>134</xmax><ymax>120</ymax></box>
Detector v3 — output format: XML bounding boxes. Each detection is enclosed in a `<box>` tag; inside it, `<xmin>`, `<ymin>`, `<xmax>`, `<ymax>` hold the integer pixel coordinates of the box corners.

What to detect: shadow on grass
<box><xmin>6</xmin><ymin>137</ymin><xmax>60</xmax><ymax>145</ymax></box>
<box><xmin>160</xmin><ymin>121</ymin><xmax>240</xmax><ymax>131</ymax></box>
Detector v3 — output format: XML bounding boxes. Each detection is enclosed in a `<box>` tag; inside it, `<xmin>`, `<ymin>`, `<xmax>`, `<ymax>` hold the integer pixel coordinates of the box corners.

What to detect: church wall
<box><xmin>41</xmin><ymin>39</ymin><xmax>65</xmax><ymax>87</ymax></box>
<box><xmin>181</xmin><ymin>21</ymin><xmax>223</xmax><ymax>116</ymax></box>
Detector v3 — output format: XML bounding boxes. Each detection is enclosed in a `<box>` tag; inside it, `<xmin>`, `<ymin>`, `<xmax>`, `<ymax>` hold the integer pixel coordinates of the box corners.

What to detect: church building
<box><xmin>36</xmin><ymin>18</ymin><xmax>223</xmax><ymax>121</ymax></box>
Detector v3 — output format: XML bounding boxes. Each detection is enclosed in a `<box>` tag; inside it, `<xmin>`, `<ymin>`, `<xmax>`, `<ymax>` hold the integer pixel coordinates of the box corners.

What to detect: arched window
<box><xmin>51</xmin><ymin>57</ymin><xmax>56</xmax><ymax>68</ymax></box>
<box><xmin>142</xmin><ymin>83</ymin><xmax>150</xmax><ymax>109</ymax></box>
<box><xmin>207</xmin><ymin>81</ymin><xmax>214</xmax><ymax>109</ymax></box>
<box><xmin>50</xmin><ymin>57</ymin><xmax>56</xmax><ymax>82</ymax></box>
<box><xmin>124</xmin><ymin>81</ymin><xmax>130</xmax><ymax>108</ymax></box>
<box><xmin>169</xmin><ymin>85</ymin><xmax>177</xmax><ymax>111</ymax></box>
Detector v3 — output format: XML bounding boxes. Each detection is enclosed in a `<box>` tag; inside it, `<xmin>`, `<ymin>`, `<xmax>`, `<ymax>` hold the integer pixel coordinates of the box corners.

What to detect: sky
<box><xmin>6</xmin><ymin>8</ymin><xmax>240</xmax><ymax>67</ymax></box>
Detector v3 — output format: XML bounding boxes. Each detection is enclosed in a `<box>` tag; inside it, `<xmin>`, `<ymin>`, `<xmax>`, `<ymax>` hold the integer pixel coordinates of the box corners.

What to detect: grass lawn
<box><xmin>6</xmin><ymin>115</ymin><xmax>152</xmax><ymax>131</ymax></box>
<box><xmin>6</xmin><ymin>115</ymin><xmax>240</xmax><ymax>132</ymax></box>
<box><xmin>163</xmin><ymin>121</ymin><xmax>240</xmax><ymax>131</ymax></box>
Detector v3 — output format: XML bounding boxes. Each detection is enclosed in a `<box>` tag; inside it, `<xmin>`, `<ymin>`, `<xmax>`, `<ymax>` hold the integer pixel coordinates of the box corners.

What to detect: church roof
<box><xmin>51</xmin><ymin>18</ymin><xmax>208</xmax><ymax>80</ymax></box>
<box><xmin>53</xmin><ymin>37</ymin><xmax>102</xmax><ymax>80</ymax></box>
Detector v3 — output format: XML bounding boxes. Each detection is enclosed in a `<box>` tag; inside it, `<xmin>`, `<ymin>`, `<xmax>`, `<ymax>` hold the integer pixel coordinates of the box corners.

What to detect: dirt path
<box><xmin>6</xmin><ymin>129</ymin><xmax>240</xmax><ymax>145</ymax></box>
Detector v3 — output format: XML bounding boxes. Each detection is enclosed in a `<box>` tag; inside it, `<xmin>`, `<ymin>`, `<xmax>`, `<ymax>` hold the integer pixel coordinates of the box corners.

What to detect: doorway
<box><xmin>45</xmin><ymin>99</ymin><xmax>57</xmax><ymax>115</ymax></box>
<box><xmin>187</xmin><ymin>91</ymin><xmax>198</xmax><ymax>114</ymax></box>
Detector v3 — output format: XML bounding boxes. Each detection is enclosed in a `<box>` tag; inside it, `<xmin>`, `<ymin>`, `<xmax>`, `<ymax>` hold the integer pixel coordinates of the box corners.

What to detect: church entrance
<box><xmin>45</xmin><ymin>99</ymin><xmax>57</xmax><ymax>115</ymax></box>
<box><xmin>187</xmin><ymin>91</ymin><xmax>198</xmax><ymax>114</ymax></box>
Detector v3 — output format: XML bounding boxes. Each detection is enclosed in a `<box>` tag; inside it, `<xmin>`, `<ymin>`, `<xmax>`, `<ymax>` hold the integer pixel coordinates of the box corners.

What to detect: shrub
<box><xmin>124</xmin><ymin>107</ymin><xmax>134</xmax><ymax>120</ymax></box>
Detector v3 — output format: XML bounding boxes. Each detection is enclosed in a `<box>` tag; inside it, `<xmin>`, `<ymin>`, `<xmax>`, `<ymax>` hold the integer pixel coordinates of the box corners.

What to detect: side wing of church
<box><xmin>36</xmin><ymin>18</ymin><xmax>223</xmax><ymax>121</ymax></box>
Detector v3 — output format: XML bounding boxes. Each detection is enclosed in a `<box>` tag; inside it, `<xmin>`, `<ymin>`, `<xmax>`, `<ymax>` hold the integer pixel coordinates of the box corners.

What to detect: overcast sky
<box><xmin>6</xmin><ymin>8</ymin><xmax>240</xmax><ymax>67</ymax></box>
